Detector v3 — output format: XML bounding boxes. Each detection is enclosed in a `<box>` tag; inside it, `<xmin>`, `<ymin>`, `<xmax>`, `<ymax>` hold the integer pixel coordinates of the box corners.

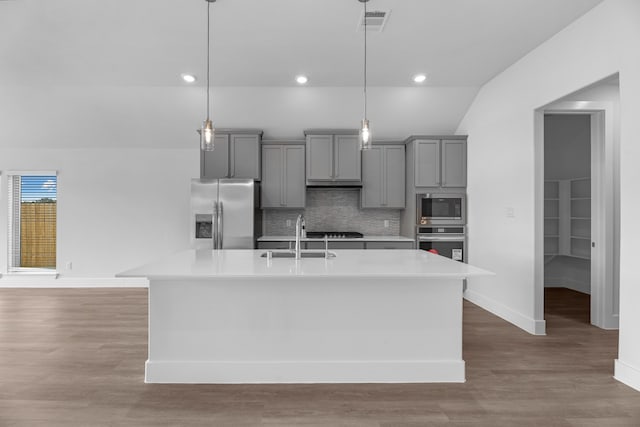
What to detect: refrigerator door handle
<box><xmin>218</xmin><ymin>201</ymin><xmax>224</xmax><ymax>248</ymax></box>
<box><xmin>212</xmin><ymin>201</ymin><xmax>219</xmax><ymax>249</ymax></box>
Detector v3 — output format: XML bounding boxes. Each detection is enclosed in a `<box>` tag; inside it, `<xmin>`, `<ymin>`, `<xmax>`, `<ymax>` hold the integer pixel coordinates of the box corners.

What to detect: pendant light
<box><xmin>199</xmin><ymin>0</ymin><xmax>216</xmax><ymax>151</ymax></box>
<box><xmin>358</xmin><ymin>0</ymin><xmax>372</xmax><ymax>150</ymax></box>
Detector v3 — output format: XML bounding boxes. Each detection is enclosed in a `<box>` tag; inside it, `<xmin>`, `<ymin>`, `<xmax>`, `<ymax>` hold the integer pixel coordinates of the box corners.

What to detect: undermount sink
<box><xmin>260</xmin><ymin>250</ymin><xmax>336</xmax><ymax>259</ymax></box>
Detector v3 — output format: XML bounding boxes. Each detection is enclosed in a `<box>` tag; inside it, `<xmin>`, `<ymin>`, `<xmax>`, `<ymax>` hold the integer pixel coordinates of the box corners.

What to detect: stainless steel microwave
<box><xmin>416</xmin><ymin>193</ymin><xmax>466</xmax><ymax>225</ymax></box>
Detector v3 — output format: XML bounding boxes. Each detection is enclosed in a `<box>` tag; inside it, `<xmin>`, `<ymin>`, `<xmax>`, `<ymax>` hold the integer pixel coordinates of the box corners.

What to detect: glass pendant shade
<box><xmin>198</xmin><ymin>0</ymin><xmax>216</xmax><ymax>152</ymax></box>
<box><xmin>358</xmin><ymin>0</ymin><xmax>371</xmax><ymax>151</ymax></box>
<box><xmin>200</xmin><ymin>119</ymin><xmax>215</xmax><ymax>151</ymax></box>
<box><xmin>359</xmin><ymin>119</ymin><xmax>372</xmax><ymax>150</ymax></box>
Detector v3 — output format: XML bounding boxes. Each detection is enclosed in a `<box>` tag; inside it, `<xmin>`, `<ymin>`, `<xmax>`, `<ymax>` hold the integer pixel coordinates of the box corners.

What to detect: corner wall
<box><xmin>456</xmin><ymin>0</ymin><xmax>640</xmax><ymax>391</ymax></box>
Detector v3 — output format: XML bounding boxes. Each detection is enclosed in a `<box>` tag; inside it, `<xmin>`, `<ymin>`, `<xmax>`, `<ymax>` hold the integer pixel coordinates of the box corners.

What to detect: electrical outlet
<box><xmin>286</xmin><ymin>219</ymin><xmax>292</xmax><ymax>227</ymax></box>
<box><xmin>505</xmin><ymin>207</ymin><xmax>515</xmax><ymax>218</ymax></box>
<box><xmin>66</xmin><ymin>261</ymin><xmax>73</xmax><ymax>270</ymax></box>
<box><xmin>384</xmin><ymin>220</ymin><xmax>390</xmax><ymax>228</ymax></box>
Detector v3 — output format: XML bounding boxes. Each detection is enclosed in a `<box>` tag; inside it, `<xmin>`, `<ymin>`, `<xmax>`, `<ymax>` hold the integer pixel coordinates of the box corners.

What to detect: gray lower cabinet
<box><xmin>257</xmin><ymin>241</ymin><xmax>292</xmax><ymax>250</ymax></box>
<box><xmin>305</xmin><ymin>131</ymin><xmax>361</xmax><ymax>183</ymax></box>
<box><xmin>413</xmin><ymin>138</ymin><xmax>466</xmax><ymax>188</ymax></box>
<box><xmin>261</xmin><ymin>143</ymin><xmax>305</xmax><ymax>208</ymax></box>
<box><xmin>365</xmin><ymin>241</ymin><xmax>414</xmax><ymax>249</ymax></box>
<box><xmin>201</xmin><ymin>130</ymin><xmax>262</xmax><ymax>180</ymax></box>
<box><xmin>305</xmin><ymin>241</ymin><xmax>365</xmax><ymax>250</ymax></box>
<box><xmin>362</xmin><ymin>145</ymin><xmax>405</xmax><ymax>208</ymax></box>
<box><xmin>258</xmin><ymin>240</ymin><xmax>413</xmax><ymax>250</ymax></box>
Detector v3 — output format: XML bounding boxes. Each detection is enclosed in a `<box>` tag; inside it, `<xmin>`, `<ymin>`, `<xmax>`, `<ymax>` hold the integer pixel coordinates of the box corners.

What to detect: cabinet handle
<box><xmin>382</xmin><ymin>149</ymin><xmax>387</xmax><ymax>205</ymax></box>
<box><xmin>230</xmin><ymin>140</ymin><xmax>235</xmax><ymax>177</ymax></box>
<box><xmin>282</xmin><ymin>149</ymin><xmax>287</xmax><ymax>206</ymax></box>
<box><xmin>333</xmin><ymin>141</ymin><xmax>339</xmax><ymax>178</ymax></box>
<box><xmin>438</xmin><ymin>144</ymin><xmax>442</xmax><ymax>185</ymax></box>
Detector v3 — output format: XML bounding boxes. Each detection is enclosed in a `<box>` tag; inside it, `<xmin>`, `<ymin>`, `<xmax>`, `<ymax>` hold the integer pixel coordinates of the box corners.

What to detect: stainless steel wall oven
<box><xmin>416</xmin><ymin>226</ymin><xmax>466</xmax><ymax>262</ymax></box>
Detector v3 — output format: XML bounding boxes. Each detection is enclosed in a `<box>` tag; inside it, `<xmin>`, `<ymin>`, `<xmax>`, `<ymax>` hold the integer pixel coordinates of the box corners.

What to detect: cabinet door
<box><xmin>366</xmin><ymin>241</ymin><xmax>414</xmax><ymax>249</ymax></box>
<box><xmin>283</xmin><ymin>145</ymin><xmax>306</xmax><ymax>208</ymax></box>
<box><xmin>261</xmin><ymin>145</ymin><xmax>283</xmax><ymax>208</ymax></box>
<box><xmin>334</xmin><ymin>135</ymin><xmax>361</xmax><ymax>181</ymax></box>
<box><xmin>230</xmin><ymin>134</ymin><xmax>261</xmax><ymax>180</ymax></box>
<box><xmin>414</xmin><ymin>140</ymin><xmax>440</xmax><ymax>187</ymax></box>
<box><xmin>361</xmin><ymin>146</ymin><xmax>383</xmax><ymax>208</ymax></box>
<box><xmin>257</xmin><ymin>241</ymin><xmax>291</xmax><ymax>250</ymax></box>
<box><xmin>306</xmin><ymin>241</ymin><xmax>365</xmax><ymax>250</ymax></box>
<box><xmin>441</xmin><ymin>140</ymin><xmax>466</xmax><ymax>187</ymax></box>
<box><xmin>201</xmin><ymin>134</ymin><xmax>230</xmax><ymax>179</ymax></box>
<box><xmin>306</xmin><ymin>135</ymin><xmax>333</xmax><ymax>181</ymax></box>
<box><xmin>384</xmin><ymin>145</ymin><xmax>406</xmax><ymax>208</ymax></box>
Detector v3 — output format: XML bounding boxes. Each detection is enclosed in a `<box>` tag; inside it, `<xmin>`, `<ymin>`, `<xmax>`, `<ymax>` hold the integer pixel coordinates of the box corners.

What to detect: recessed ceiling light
<box><xmin>413</xmin><ymin>74</ymin><xmax>427</xmax><ymax>83</ymax></box>
<box><xmin>181</xmin><ymin>73</ymin><xmax>197</xmax><ymax>83</ymax></box>
<box><xmin>296</xmin><ymin>75</ymin><xmax>308</xmax><ymax>85</ymax></box>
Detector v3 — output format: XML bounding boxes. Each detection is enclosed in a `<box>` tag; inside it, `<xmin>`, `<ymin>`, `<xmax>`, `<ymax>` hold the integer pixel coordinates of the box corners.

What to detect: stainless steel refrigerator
<box><xmin>190</xmin><ymin>178</ymin><xmax>259</xmax><ymax>249</ymax></box>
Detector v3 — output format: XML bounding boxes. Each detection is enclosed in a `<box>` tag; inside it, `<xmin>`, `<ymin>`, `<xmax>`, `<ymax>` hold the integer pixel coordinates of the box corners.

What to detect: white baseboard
<box><xmin>0</xmin><ymin>276</ymin><xmax>148</xmax><ymax>288</ymax></box>
<box><xmin>614</xmin><ymin>359</ymin><xmax>640</xmax><ymax>392</ymax></box>
<box><xmin>145</xmin><ymin>360</ymin><xmax>466</xmax><ymax>384</ymax></box>
<box><xmin>464</xmin><ymin>288</ymin><xmax>546</xmax><ymax>335</ymax></box>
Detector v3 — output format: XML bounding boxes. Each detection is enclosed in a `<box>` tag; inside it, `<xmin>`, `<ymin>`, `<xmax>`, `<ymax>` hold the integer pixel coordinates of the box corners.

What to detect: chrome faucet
<box><xmin>294</xmin><ymin>214</ymin><xmax>305</xmax><ymax>259</ymax></box>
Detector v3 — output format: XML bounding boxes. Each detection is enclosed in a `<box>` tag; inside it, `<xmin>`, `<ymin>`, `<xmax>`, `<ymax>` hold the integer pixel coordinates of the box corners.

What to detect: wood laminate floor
<box><xmin>1</xmin><ymin>287</ymin><xmax>638</xmax><ymax>426</ymax></box>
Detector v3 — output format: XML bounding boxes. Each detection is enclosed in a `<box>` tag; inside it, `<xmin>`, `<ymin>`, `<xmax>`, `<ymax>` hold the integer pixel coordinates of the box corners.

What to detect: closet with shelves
<box><xmin>544</xmin><ymin>177</ymin><xmax>591</xmax><ymax>260</ymax></box>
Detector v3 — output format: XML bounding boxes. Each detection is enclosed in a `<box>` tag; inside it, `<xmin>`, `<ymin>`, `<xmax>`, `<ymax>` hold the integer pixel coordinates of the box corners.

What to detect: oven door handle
<box><xmin>417</xmin><ymin>235</ymin><xmax>465</xmax><ymax>242</ymax></box>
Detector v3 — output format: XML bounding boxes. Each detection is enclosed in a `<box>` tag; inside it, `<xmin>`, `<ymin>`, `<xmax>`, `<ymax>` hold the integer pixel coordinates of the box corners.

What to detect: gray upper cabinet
<box><xmin>304</xmin><ymin>130</ymin><xmax>361</xmax><ymax>184</ymax></box>
<box><xmin>412</xmin><ymin>137</ymin><xmax>466</xmax><ymax>188</ymax></box>
<box><xmin>441</xmin><ymin>140</ymin><xmax>467</xmax><ymax>187</ymax></box>
<box><xmin>202</xmin><ymin>134</ymin><xmax>230</xmax><ymax>179</ymax></box>
<box><xmin>362</xmin><ymin>144</ymin><xmax>405</xmax><ymax>208</ymax></box>
<box><xmin>415</xmin><ymin>140</ymin><xmax>440</xmax><ymax>187</ymax></box>
<box><xmin>334</xmin><ymin>135</ymin><xmax>361</xmax><ymax>181</ymax></box>
<box><xmin>201</xmin><ymin>129</ymin><xmax>262</xmax><ymax>180</ymax></box>
<box><xmin>306</xmin><ymin>135</ymin><xmax>333</xmax><ymax>181</ymax></box>
<box><xmin>261</xmin><ymin>142</ymin><xmax>306</xmax><ymax>208</ymax></box>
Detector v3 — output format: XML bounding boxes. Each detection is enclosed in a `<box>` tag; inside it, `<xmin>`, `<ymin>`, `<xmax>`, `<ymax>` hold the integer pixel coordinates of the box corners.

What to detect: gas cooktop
<box><xmin>305</xmin><ymin>231</ymin><xmax>364</xmax><ymax>239</ymax></box>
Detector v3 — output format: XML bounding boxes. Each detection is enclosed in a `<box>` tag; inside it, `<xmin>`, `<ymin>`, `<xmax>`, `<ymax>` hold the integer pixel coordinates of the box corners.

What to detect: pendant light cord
<box><xmin>363</xmin><ymin>0</ymin><xmax>367</xmax><ymax>119</ymax></box>
<box><xmin>206</xmin><ymin>0</ymin><xmax>211</xmax><ymax>120</ymax></box>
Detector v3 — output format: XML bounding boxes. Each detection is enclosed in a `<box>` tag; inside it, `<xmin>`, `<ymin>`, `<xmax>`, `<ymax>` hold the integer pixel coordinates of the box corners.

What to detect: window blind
<box><xmin>7</xmin><ymin>174</ymin><xmax>57</xmax><ymax>271</ymax></box>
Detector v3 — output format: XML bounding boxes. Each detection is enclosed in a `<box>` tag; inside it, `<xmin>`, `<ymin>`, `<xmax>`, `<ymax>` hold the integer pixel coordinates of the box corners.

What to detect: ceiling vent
<box><xmin>357</xmin><ymin>9</ymin><xmax>390</xmax><ymax>32</ymax></box>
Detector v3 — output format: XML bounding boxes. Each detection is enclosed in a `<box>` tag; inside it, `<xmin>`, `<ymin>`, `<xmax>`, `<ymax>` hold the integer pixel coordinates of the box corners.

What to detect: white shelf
<box><xmin>544</xmin><ymin>178</ymin><xmax>591</xmax><ymax>260</ymax></box>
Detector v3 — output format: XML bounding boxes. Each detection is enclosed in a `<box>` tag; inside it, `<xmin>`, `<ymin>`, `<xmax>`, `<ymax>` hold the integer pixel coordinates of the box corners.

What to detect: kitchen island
<box><xmin>119</xmin><ymin>249</ymin><xmax>491</xmax><ymax>384</ymax></box>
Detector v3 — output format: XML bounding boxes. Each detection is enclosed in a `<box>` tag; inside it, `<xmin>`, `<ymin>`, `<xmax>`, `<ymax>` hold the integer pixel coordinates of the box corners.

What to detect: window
<box><xmin>7</xmin><ymin>172</ymin><xmax>57</xmax><ymax>272</ymax></box>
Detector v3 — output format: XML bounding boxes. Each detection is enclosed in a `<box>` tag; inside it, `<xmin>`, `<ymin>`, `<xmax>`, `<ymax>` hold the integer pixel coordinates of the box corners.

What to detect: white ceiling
<box><xmin>0</xmin><ymin>0</ymin><xmax>603</xmax><ymax>87</ymax></box>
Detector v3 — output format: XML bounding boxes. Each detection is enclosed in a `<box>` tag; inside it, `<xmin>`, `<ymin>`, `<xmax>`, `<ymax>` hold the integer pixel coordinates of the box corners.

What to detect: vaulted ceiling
<box><xmin>0</xmin><ymin>0</ymin><xmax>603</xmax><ymax>87</ymax></box>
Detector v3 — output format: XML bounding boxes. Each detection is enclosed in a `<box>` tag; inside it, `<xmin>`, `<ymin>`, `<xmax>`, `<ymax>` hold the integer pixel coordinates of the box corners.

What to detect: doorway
<box><xmin>543</xmin><ymin>114</ymin><xmax>592</xmax><ymax>323</ymax></box>
<box><xmin>535</xmin><ymin>96</ymin><xmax>619</xmax><ymax>330</ymax></box>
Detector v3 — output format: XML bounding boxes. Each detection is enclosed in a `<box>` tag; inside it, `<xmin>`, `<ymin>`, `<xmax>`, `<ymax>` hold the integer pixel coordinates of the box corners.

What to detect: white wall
<box><xmin>456</xmin><ymin>0</ymin><xmax>640</xmax><ymax>391</ymax></box>
<box><xmin>544</xmin><ymin>114</ymin><xmax>591</xmax><ymax>180</ymax></box>
<box><xmin>0</xmin><ymin>85</ymin><xmax>479</xmax><ymax>148</ymax></box>
<box><xmin>0</xmin><ymin>148</ymin><xmax>197</xmax><ymax>281</ymax></box>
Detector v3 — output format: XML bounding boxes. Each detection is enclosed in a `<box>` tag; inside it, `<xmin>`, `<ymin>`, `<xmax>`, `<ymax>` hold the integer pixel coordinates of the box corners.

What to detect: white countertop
<box><xmin>258</xmin><ymin>235</ymin><xmax>415</xmax><ymax>242</ymax></box>
<box><xmin>118</xmin><ymin>249</ymin><xmax>492</xmax><ymax>280</ymax></box>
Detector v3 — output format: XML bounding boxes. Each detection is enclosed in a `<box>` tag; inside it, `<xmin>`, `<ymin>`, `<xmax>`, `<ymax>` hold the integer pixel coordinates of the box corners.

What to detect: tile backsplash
<box><xmin>263</xmin><ymin>188</ymin><xmax>401</xmax><ymax>236</ymax></box>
